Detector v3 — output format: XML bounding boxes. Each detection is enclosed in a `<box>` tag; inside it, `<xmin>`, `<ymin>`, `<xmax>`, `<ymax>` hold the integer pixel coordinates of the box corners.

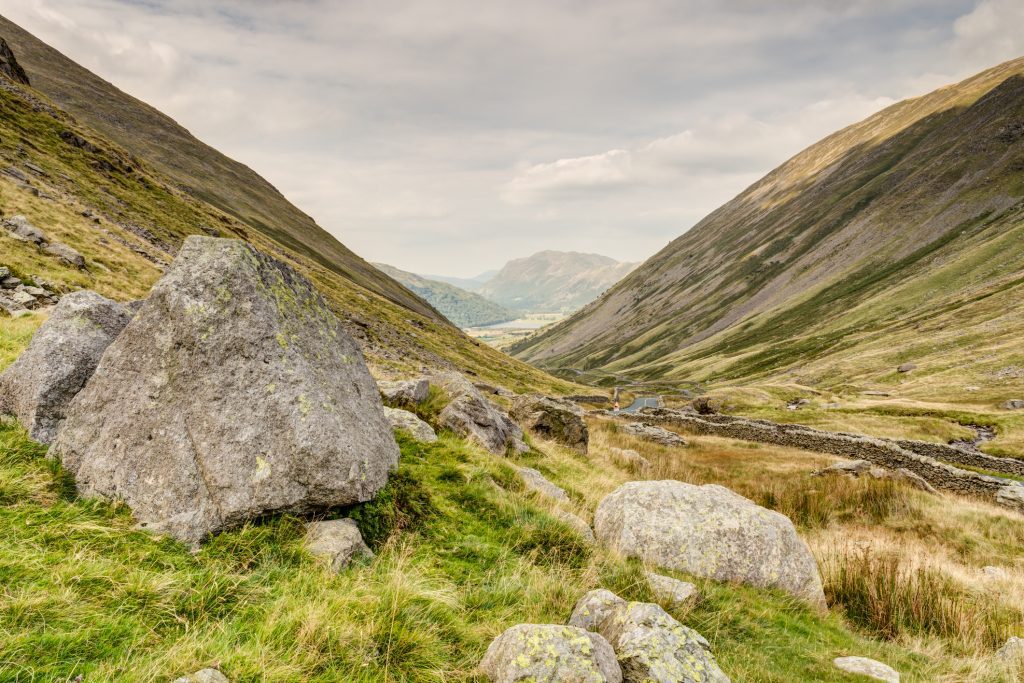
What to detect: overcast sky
<box><xmin>6</xmin><ymin>1</ymin><xmax>1024</xmax><ymax>276</ymax></box>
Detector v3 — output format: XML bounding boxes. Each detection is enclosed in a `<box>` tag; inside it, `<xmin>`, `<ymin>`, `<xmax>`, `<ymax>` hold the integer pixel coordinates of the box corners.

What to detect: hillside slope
<box><xmin>0</xmin><ymin>24</ymin><xmax>580</xmax><ymax>396</ymax></box>
<box><xmin>0</xmin><ymin>14</ymin><xmax>435</xmax><ymax>319</ymax></box>
<box><xmin>479</xmin><ymin>250</ymin><xmax>636</xmax><ymax>313</ymax></box>
<box><xmin>514</xmin><ymin>58</ymin><xmax>1024</xmax><ymax>394</ymax></box>
<box><xmin>373</xmin><ymin>263</ymin><xmax>515</xmax><ymax>328</ymax></box>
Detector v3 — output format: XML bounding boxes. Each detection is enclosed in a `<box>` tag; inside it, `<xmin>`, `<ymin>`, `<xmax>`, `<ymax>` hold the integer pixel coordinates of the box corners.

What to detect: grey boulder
<box><xmin>997</xmin><ymin>636</ymin><xmax>1024</xmax><ymax>663</ymax></box>
<box><xmin>50</xmin><ymin>237</ymin><xmax>400</xmax><ymax>545</ymax></box>
<box><xmin>480</xmin><ymin>623</ymin><xmax>622</xmax><ymax>683</ymax></box>
<box><xmin>305</xmin><ymin>518</ymin><xmax>374</xmax><ymax>571</ymax></box>
<box><xmin>1002</xmin><ymin>399</ymin><xmax>1024</xmax><ymax>411</ymax></box>
<box><xmin>0</xmin><ymin>290</ymin><xmax>130</xmax><ymax>443</ymax></box>
<box><xmin>587</xmin><ymin>598</ymin><xmax>729</xmax><ymax>683</ymax></box>
<box><xmin>832</xmin><ymin>657</ymin><xmax>899</xmax><ymax>682</ymax></box>
<box><xmin>896</xmin><ymin>363</ymin><xmax>917</xmax><ymax>373</ymax></box>
<box><xmin>569</xmin><ymin>589</ymin><xmax>627</xmax><ymax>632</ymax></box>
<box><xmin>435</xmin><ymin>373</ymin><xmax>527</xmax><ymax>455</ymax></box>
<box><xmin>645</xmin><ymin>572</ymin><xmax>700</xmax><ymax>610</ymax></box>
<box><xmin>516</xmin><ymin>465</ymin><xmax>569</xmax><ymax>502</ymax></box>
<box><xmin>3</xmin><ymin>215</ymin><xmax>46</xmax><ymax>244</ymax></box>
<box><xmin>620</xmin><ymin>422</ymin><xmax>687</xmax><ymax>448</ymax></box>
<box><xmin>594</xmin><ymin>480</ymin><xmax>825</xmax><ymax>608</ymax></box>
<box><xmin>511</xmin><ymin>394</ymin><xmax>589</xmax><ymax>453</ymax></box>
<box><xmin>609</xmin><ymin>447</ymin><xmax>651</xmax><ymax>475</ymax></box>
<box><xmin>44</xmin><ymin>242</ymin><xmax>86</xmax><ymax>269</ymax></box>
<box><xmin>384</xmin><ymin>406</ymin><xmax>437</xmax><ymax>443</ymax></box>
<box><xmin>379</xmin><ymin>378</ymin><xmax>430</xmax><ymax>406</ymax></box>
<box><xmin>554</xmin><ymin>509</ymin><xmax>596</xmax><ymax>543</ymax></box>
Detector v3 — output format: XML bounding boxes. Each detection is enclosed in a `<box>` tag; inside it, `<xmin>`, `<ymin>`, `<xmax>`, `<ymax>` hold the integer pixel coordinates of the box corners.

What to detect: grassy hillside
<box><xmin>0</xmin><ymin>14</ymin><xmax>435</xmax><ymax>319</ymax></box>
<box><xmin>479</xmin><ymin>250</ymin><xmax>636</xmax><ymax>313</ymax></box>
<box><xmin>373</xmin><ymin>263</ymin><xmax>515</xmax><ymax>328</ymax></box>
<box><xmin>512</xmin><ymin>58</ymin><xmax>1024</xmax><ymax>403</ymax></box>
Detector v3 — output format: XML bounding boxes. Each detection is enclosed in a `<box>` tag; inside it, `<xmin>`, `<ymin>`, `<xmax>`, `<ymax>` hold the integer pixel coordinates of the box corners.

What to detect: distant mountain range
<box><xmin>513</xmin><ymin>57</ymin><xmax>1024</xmax><ymax>389</ymax></box>
<box><xmin>476</xmin><ymin>251</ymin><xmax>637</xmax><ymax>313</ymax></box>
<box><xmin>372</xmin><ymin>264</ymin><xmax>515</xmax><ymax>328</ymax></box>
<box><xmin>421</xmin><ymin>270</ymin><xmax>497</xmax><ymax>293</ymax></box>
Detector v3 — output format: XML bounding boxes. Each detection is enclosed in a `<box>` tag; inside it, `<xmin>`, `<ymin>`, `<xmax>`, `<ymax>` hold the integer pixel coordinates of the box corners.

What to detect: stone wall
<box><xmin>616</xmin><ymin>409</ymin><xmax>1023</xmax><ymax>512</ymax></box>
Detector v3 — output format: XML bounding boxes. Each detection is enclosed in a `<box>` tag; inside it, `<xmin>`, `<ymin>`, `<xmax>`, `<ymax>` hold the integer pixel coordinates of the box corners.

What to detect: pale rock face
<box><xmin>50</xmin><ymin>237</ymin><xmax>399</xmax><ymax>545</ymax></box>
<box><xmin>434</xmin><ymin>372</ymin><xmax>527</xmax><ymax>455</ymax></box>
<box><xmin>378</xmin><ymin>378</ymin><xmax>430</xmax><ymax>406</ymax></box>
<box><xmin>0</xmin><ymin>290</ymin><xmax>130</xmax><ymax>443</ymax></box>
<box><xmin>596</xmin><ymin>601</ymin><xmax>729</xmax><ymax>683</ymax></box>
<box><xmin>833</xmin><ymin>656</ymin><xmax>900</xmax><ymax>682</ymax></box>
<box><xmin>172</xmin><ymin>669</ymin><xmax>229</xmax><ymax>683</ymax></box>
<box><xmin>645</xmin><ymin>572</ymin><xmax>700</xmax><ymax>609</ymax></box>
<box><xmin>510</xmin><ymin>394</ymin><xmax>589</xmax><ymax>453</ymax></box>
<box><xmin>305</xmin><ymin>518</ymin><xmax>374</xmax><ymax>571</ymax></box>
<box><xmin>480</xmin><ymin>623</ymin><xmax>622</xmax><ymax>683</ymax></box>
<box><xmin>384</xmin><ymin>406</ymin><xmax>438</xmax><ymax>443</ymax></box>
<box><xmin>516</xmin><ymin>465</ymin><xmax>569</xmax><ymax>502</ymax></box>
<box><xmin>594</xmin><ymin>481</ymin><xmax>826</xmax><ymax>608</ymax></box>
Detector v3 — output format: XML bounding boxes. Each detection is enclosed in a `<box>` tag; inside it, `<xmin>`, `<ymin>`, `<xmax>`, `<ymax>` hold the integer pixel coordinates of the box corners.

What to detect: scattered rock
<box><xmin>0</xmin><ymin>38</ymin><xmax>30</xmax><ymax>86</ymax></box>
<box><xmin>44</xmin><ymin>242</ymin><xmax>86</xmax><ymax>269</ymax></box>
<box><xmin>862</xmin><ymin>391</ymin><xmax>891</xmax><ymax>397</ymax></box>
<box><xmin>384</xmin><ymin>406</ymin><xmax>437</xmax><ymax>443</ymax></box>
<box><xmin>475</xmin><ymin>382</ymin><xmax>514</xmax><ymax>397</ymax></box>
<box><xmin>0</xmin><ymin>291</ymin><xmax>130</xmax><ymax>443</ymax></box>
<box><xmin>691</xmin><ymin>396</ymin><xmax>721</xmax><ymax>415</ymax></box>
<box><xmin>645</xmin><ymin>572</ymin><xmax>699</xmax><ymax>609</ymax></box>
<box><xmin>964</xmin><ymin>386</ymin><xmax>980</xmax><ymax>392</ymax></box>
<box><xmin>832</xmin><ymin>656</ymin><xmax>899</xmax><ymax>682</ymax></box>
<box><xmin>1002</xmin><ymin>399</ymin><xmax>1024</xmax><ymax>411</ymax></box>
<box><xmin>511</xmin><ymin>394</ymin><xmax>589</xmax><ymax>453</ymax></box>
<box><xmin>594</xmin><ymin>480</ymin><xmax>826</xmax><ymax>607</ymax></box>
<box><xmin>609</xmin><ymin>447</ymin><xmax>651</xmax><ymax>475</ymax></box>
<box><xmin>591</xmin><ymin>599</ymin><xmax>729</xmax><ymax>683</ymax></box>
<box><xmin>813</xmin><ymin>459</ymin><xmax>872</xmax><ymax>477</ymax></box>
<box><xmin>3</xmin><ymin>215</ymin><xmax>46</xmax><ymax>244</ymax></box>
<box><xmin>569</xmin><ymin>589</ymin><xmax>627</xmax><ymax>632</ymax></box>
<box><xmin>553</xmin><ymin>509</ymin><xmax>595</xmax><ymax>543</ymax></box>
<box><xmin>172</xmin><ymin>669</ymin><xmax>229</xmax><ymax>683</ymax></box>
<box><xmin>305</xmin><ymin>518</ymin><xmax>373</xmax><ymax>571</ymax></box>
<box><xmin>515</xmin><ymin>465</ymin><xmax>569</xmax><ymax>502</ymax></box>
<box><xmin>619</xmin><ymin>422</ymin><xmax>687</xmax><ymax>448</ymax></box>
<box><xmin>435</xmin><ymin>373</ymin><xmax>527</xmax><ymax>455</ymax></box>
<box><xmin>786</xmin><ymin>398</ymin><xmax>811</xmax><ymax>411</ymax></box>
<box><xmin>1</xmin><ymin>275</ymin><xmax>21</xmax><ymax>288</ymax></box>
<box><xmin>814</xmin><ymin>460</ymin><xmax>936</xmax><ymax>493</ymax></box>
<box><xmin>480</xmin><ymin>623</ymin><xmax>622</xmax><ymax>683</ymax></box>
<box><xmin>378</xmin><ymin>378</ymin><xmax>430</xmax><ymax>406</ymax></box>
<box><xmin>897</xmin><ymin>363</ymin><xmax>917</xmax><ymax>373</ymax></box>
<box><xmin>997</xmin><ymin>636</ymin><xmax>1024</xmax><ymax>663</ymax></box>
<box><xmin>51</xmin><ymin>237</ymin><xmax>400</xmax><ymax>545</ymax></box>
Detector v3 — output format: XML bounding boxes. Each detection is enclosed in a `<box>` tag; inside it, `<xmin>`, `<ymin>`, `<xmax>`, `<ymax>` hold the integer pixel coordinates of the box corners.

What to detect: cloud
<box><xmin>3</xmin><ymin>0</ymin><xmax>1011</xmax><ymax>276</ymax></box>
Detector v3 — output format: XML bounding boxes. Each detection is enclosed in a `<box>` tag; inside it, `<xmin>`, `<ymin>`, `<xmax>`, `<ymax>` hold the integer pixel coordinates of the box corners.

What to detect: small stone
<box><xmin>982</xmin><ymin>565</ymin><xmax>1008</xmax><ymax>578</ymax></box>
<box><xmin>1</xmin><ymin>276</ymin><xmax>22</xmax><ymax>289</ymax></box>
<box><xmin>515</xmin><ymin>465</ymin><xmax>569</xmax><ymax>502</ymax></box>
<box><xmin>552</xmin><ymin>509</ymin><xmax>595</xmax><ymax>543</ymax></box>
<box><xmin>609</xmin><ymin>447</ymin><xmax>651</xmax><ymax>474</ymax></box>
<box><xmin>813</xmin><ymin>460</ymin><xmax>872</xmax><ymax>477</ymax></box>
<box><xmin>384</xmin><ymin>406</ymin><xmax>437</xmax><ymax>443</ymax></box>
<box><xmin>172</xmin><ymin>669</ymin><xmax>229</xmax><ymax>683</ymax></box>
<box><xmin>997</xmin><ymin>636</ymin><xmax>1024</xmax><ymax>663</ymax></box>
<box><xmin>896</xmin><ymin>363</ymin><xmax>917</xmax><ymax>373</ymax></box>
<box><xmin>645</xmin><ymin>572</ymin><xmax>699</xmax><ymax>609</ymax></box>
<box><xmin>619</xmin><ymin>422</ymin><xmax>687</xmax><ymax>447</ymax></box>
<box><xmin>833</xmin><ymin>656</ymin><xmax>899</xmax><ymax>682</ymax></box>
<box><xmin>480</xmin><ymin>623</ymin><xmax>622</xmax><ymax>683</ymax></box>
<box><xmin>305</xmin><ymin>518</ymin><xmax>374</xmax><ymax>571</ymax></box>
<box><xmin>1002</xmin><ymin>399</ymin><xmax>1024</xmax><ymax>411</ymax></box>
<box><xmin>44</xmin><ymin>242</ymin><xmax>86</xmax><ymax>269</ymax></box>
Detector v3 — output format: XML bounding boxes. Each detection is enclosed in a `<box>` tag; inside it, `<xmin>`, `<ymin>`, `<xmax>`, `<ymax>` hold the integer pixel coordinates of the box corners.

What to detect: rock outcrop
<box><xmin>435</xmin><ymin>373</ymin><xmax>527</xmax><ymax>455</ymax></box>
<box><xmin>480</xmin><ymin>623</ymin><xmax>622</xmax><ymax>683</ymax></box>
<box><xmin>619</xmin><ymin>422</ymin><xmax>687</xmax><ymax>447</ymax></box>
<box><xmin>511</xmin><ymin>394</ymin><xmax>589</xmax><ymax>453</ymax></box>
<box><xmin>594</xmin><ymin>480</ymin><xmax>825</xmax><ymax>607</ymax></box>
<box><xmin>0</xmin><ymin>291</ymin><xmax>130</xmax><ymax>443</ymax></box>
<box><xmin>378</xmin><ymin>378</ymin><xmax>430</xmax><ymax>406</ymax></box>
<box><xmin>384</xmin><ymin>406</ymin><xmax>437</xmax><ymax>443</ymax></box>
<box><xmin>305</xmin><ymin>518</ymin><xmax>373</xmax><ymax>571</ymax></box>
<box><xmin>2</xmin><ymin>215</ymin><xmax>85</xmax><ymax>269</ymax></box>
<box><xmin>0</xmin><ymin>268</ymin><xmax>60</xmax><ymax>315</ymax></box>
<box><xmin>832</xmin><ymin>656</ymin><xmax>900</xmax><ymax>682</ymax></box>
<box><xmin>0</xmin><ymin>38</ymin><xmax>30</xmax><ymax>86</ymax></box>
<box><xmin>51</xmin><ymin>237</ymin><xmax>400</xmax><ymax>545</ymax></box>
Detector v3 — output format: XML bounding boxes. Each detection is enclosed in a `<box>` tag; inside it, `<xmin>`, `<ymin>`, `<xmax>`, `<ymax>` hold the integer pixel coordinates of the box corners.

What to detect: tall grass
<box><xmin>753</xmin><ymin>476</ymin><xmax>920</xmax><ymax>529</ymax></box>
<box><xmin>822</xmin><ymin>546</ymin><xmax>1019</xmax><ymax>653</ymax></box>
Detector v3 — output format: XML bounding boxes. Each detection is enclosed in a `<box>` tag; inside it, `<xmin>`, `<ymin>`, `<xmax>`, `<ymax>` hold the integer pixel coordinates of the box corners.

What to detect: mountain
<box><xmin>421</xmin><ymin>270</ymin><xmax>497</xmax><ymax>292</ymax></box>
<box><xmin>373</xmin><ymin>263</ymin><xmax>515</xmax><ymax>328</ymax></box>
<box><xmin>0</xmin><ymin>17</ymin><xmax>578</xmax><ymax>395</ymax></box>
<box><xmin>478</xmin><ymin>251</ymin><xmax>636</xmax><ymax>313</ymax></box>
<box><xmin>513</xmin><ymin>58</ymin><xmax>1024</xmax><ymax>392</ymax></box>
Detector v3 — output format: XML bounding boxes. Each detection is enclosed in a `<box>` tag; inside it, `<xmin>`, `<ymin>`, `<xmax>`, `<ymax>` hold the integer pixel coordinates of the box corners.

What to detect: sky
<box><xmin>5</xmin><ymin>1</ymin><xmax>1024</xmax><ymax>276</ymax></box>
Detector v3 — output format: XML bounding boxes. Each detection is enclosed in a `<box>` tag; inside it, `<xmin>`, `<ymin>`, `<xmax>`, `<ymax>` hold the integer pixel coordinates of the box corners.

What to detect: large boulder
<box><xmin>480</xmin><ymin>623</ymin><xmax>622</xmax><ymax>683</ymax></box>
<box><xmin>593</xmin><ymin>601</ymin><xmax>729</xmax><ymax>683</ymax></box>
<box><xmin>0</xmin><ymin>291</ymin><xmax>130</xmax><ymax>443</ymax></box>
<box><xmin>384</xmin><ymin>406</ymin><xmax>437</xmax><ymax>443</ymax></box>
<box><xmin>594</xmin><ymin>481</ymin><xmax>825</xmax><ymax>607</ymax></box>
<box><xmin>50</xmin><ymin>237</ymin><xmax>400</xmax><ymax>545</ymax></box>
<box><xmin>435</xmin><ymin>373</ymin><xmax>527</xmax><ymax>455</ymax></box>
<box><xmin>511</xmin><ymin>394</ymin><xmax>589</xmax><ymax>453</ymax></box>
